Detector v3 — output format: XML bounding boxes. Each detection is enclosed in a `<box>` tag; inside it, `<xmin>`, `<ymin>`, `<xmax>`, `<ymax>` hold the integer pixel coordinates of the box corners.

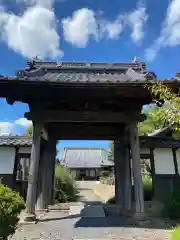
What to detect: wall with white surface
<box><xmin>0</xmin><ymin>147</ymin><xmax>15</xmax><ymax>174</ymax></box>
<box><xmin>175</xmin><ymin>149</ymin><xmax>180</xmax><ymax>174</ymax></box>
<box><xmin>154</xmin><ymin>148</ymin><xmax>175</xmax><ymax>174</ymax></box>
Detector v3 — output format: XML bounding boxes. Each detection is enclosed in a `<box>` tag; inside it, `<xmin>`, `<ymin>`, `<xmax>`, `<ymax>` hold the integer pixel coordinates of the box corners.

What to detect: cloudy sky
<box><xmin>0</xmin><ymin>0</ymin><xmax>179</xmax><ymax>149</ymax></box>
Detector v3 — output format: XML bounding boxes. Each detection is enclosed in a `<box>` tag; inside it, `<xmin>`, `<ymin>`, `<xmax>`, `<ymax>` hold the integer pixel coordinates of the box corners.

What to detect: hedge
<box><xmin>0</xmin><ymin>185</ymin><xmax>25</xmax><ymax>240</ymax></box>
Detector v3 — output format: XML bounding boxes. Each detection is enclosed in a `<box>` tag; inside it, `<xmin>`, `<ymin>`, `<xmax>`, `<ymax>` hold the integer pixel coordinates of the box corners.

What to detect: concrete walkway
<box><xmin>11</xmin><ymin>210</ymin><xmax>171</xmax><ymax>240</ymax></box>
<box><xmin>11</xmin><ymin>181</ymin><xmax>171</xmax><ymax>239</ymax></box>
<box><xmin>69</xmin><ymin>204</ymin><xmax>106</xmax><ymax>218</ymax></box>
<box><xmin>75</xmin><ymin>180</ymin><xmax>104</xmax><ymax>203</ymax></box>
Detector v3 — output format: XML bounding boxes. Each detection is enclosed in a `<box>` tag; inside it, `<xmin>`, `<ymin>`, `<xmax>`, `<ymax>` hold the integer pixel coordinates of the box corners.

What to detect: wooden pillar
<box><xmin>129</xmin><ymin>124</ymin><xmax>145</xmax><ymax>219</ymax></box>
<box><xmin>36</xmin><ymin>140</ymin><xmax>47</xmax><ymax>211</ymax></box>
<box><xmin>47</xmin><ymin>137</ymin><xmax>56</xmax><ymax>206</ymax></box>
<box><xmin>36</xmin><ymin>137</ymin><xmax>56</xmax><ymax>210</ymax></box>
<box><xmin>124</xmin><ymin>145</ymin><xmax>132</xmax><ymax>213</ymax></box>
<box><xmin>114</xmin><ymin>133</ymin><xmax>132</xmax><ymax>212</ymax></box>
<box><xmin>114</xmin><ymin>140</ymin><xmax>123</xmax><ymax>205</ymax></box>
<box><xmin>25</xmin><ymin>121</ymin><xmax>42</xmax><ymax>220</ymax></box>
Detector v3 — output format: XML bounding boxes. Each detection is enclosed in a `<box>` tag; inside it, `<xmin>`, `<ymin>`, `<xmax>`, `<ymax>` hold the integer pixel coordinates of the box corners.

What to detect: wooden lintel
<box><xmin>25</xmin><ymin>110</ymin><xmax>145</xmax><ymax>123</ymax></box>
<box><xmin>47</xmin><ymin>123</ymin><xmax>125</xmax><ymax>140</ymax></box>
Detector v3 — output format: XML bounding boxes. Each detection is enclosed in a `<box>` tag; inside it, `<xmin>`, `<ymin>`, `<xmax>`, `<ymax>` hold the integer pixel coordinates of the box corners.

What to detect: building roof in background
<box><xmin>0</xmin><ymin>133</ymin><xmax>179</xmax><ymax>150</ymax></box>
<box><xmin>0</xmin><ymin>136</ymin><xmax>32</xmax><ymax>146</ymax></box>
<box><xmin>140</xmin><ymin>136</ymin><xmax>180</xmax><ymax>148</ymax></box>
<box><xmin>147</xmin><ymin>127</ymin><xmax>171</xmax><ymax>137</ymax></box>
<box><xmin>62</xmin><ymin>147</ymin><xmax>113</xmax><ymax>168</ymax></box>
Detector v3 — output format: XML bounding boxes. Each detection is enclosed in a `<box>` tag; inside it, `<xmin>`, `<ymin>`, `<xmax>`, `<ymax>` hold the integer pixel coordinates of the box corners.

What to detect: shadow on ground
<box><xmin>39</xmin><ymin>201</ymin><xmax>175</xmax><ymax>230</ymax></box>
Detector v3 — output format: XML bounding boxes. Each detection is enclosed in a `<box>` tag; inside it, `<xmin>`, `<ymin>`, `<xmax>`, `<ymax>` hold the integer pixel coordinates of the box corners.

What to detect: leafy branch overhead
<box><xmin>149</xmin><ymin>82</ymin><xmax>180</xmax><ymax>132</ymax></box>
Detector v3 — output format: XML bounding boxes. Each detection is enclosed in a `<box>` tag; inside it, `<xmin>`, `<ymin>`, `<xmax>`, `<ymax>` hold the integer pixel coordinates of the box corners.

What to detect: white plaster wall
<box><xmin>0</xmin><ymin>147</ymin><xmax>15</xmax><ymax>174</ymax></box>
<box><xmin>175</xmin><ymin>149</ymin><xmax>180</xmax><ymax>174</ymax></box>
<box><xmin>140</xmin><ymin>148</ymin><xmax>150</xmax><ymax>154</ymax></box>
<box><xmin>18</xmin><ymin>147</ymin><xmax>31</xmax><ymax>154</ymax></box>
<box><xmin>154</xmin><ymin>148</ymin><xmax>175</xmax><ymax>174</ymax></box>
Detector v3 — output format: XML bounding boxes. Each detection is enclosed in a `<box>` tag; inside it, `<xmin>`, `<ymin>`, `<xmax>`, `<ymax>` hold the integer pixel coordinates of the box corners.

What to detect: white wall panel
<box><xmin>154</xmin><ymin>148</ymin><xmax>175</xmax><ymax>174</ymax></box>
<box><xmin>0</xmin><ymin>147</ymin><xmax>15</xmax><ymax>174</ymax></box>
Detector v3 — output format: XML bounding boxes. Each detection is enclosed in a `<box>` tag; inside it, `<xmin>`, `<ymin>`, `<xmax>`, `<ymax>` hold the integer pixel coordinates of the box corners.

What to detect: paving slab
<box><xmin>69</xmin><ymin>204</ymin><xmax>105</xmax><ymax>218</ymax></box>
<box><xmin>69</xmin><ymin>204</ymin><xmax>85</xmax><ymax>216</ymax></box>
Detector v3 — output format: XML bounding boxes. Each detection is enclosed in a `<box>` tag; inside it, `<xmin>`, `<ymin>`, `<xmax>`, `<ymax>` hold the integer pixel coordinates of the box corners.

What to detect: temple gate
<box><xmin>0</xmin><ymin>59</ymin><xmax>179</xmax><ymax>221</ymax></box>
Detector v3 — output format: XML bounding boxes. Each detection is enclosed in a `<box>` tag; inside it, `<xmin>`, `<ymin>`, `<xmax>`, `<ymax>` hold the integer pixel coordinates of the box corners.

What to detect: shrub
<box><xmin>141</xmin><ymin>176</ymin><xmax>152</xmax><ymax>201</ymax></box>
<box><xmin>100</xmin><ymin>172</ymin><xmax>115</xmax><ymax>185</ymax></box>
<box><xmin>54</xmin><ymin>165</ymin><xmax>78</xmax><ymax>203</ymax></box>
<box><xmin>162</xmin><ymin>188</ymin><xmax>180</xmax><ymax>220</ymax></box>
<box><xmin>0</xmin><ymin>185</ymin><xmax>25</xmax><ymax>240</ymax></box>
<box><xmin>107</xmin><ymin>176</ymin><xmax>153</xmax><ymax>204</ymax></box>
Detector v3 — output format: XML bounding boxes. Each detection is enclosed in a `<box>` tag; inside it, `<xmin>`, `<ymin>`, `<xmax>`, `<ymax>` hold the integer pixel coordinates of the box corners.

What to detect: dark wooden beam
<box><xmin>25</xmin><ymin>110</ymin><xmax>146</xmax><ymax>123</ymax></box>
<box><xmin>47</xmin><ymin>123</ymin><xmax>125</xmax><ymax>140</ymax></box>
<box><xmin>6</xmin><ymin>98</ymin><xmax>15</xmax><ymax>105</ymax></box>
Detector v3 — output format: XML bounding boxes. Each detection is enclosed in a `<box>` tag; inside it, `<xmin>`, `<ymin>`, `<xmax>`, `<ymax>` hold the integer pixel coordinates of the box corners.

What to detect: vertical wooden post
<box><xmin>47</xmin><ymin>137</ymin><xmax>56</xmax><ymax>206</ymax></box>
<box><xmin>124</xmin><ymin>144</ymin><xmax>132</xmax><ymax>213</ymax></box>
<box><xmin>25</xmin><ymin>121</ymin><xmax>42</xmax><ymax>220</ymax></box>
<box><xmin>114</xmin><ymin>133</ymin><xmax>131</xmax><ymax>213</ymax></box>
<box><xmin>114</xmin><ymin>140</ymin><xmax>123</xmax><ymax>205</ymax></box>
<box><xmin>36</xmin><ymin>137</ymin><xmax>56</xmax><ymax>210</ymax></box>
<box><xmin>129</xmin><ymin>124</ymin><xmax>145</xmax><ymax>219</ymax></box>
<box><xmin>36</xmin><ymin>140</ymin><xmax>47</xmax><ymax>211</ymax></box>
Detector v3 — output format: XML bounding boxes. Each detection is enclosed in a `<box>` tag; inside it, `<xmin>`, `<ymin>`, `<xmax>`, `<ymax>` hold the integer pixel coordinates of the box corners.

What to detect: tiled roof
<box><xmin>0</xmin><ymin>134</ymin><xmax>179</xmax><ymax>150</ymax></box>
<box><xmin>62</xmin><ymin>147</ymin><xmax>113</xmax><ymax>168</ymax></box>
<box><xmin>0</xmin><ymin>136</ymin><xmax>32</xmax><ymax>146</ymax></box>
<box><xmin>13</xmin><ymin>60</ymin><xmax>157</xmax><ymax>83</ymax></box>
<box><xmin>140</xmin><ymin>136</ymin><xmax>180</xmax><ymax>148</ymax></box>
<box><xmin>147</xmin><ymin>127</ymin><xmax>170</xmax><ymax>137</ymax></box>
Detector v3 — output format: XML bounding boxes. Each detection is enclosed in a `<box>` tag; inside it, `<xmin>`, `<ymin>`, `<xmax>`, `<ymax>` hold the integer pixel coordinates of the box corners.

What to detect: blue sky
<box><xmin>0</xmin><ymin>0</ymin><xmax>179</xmax><ymax>150</ymax></box>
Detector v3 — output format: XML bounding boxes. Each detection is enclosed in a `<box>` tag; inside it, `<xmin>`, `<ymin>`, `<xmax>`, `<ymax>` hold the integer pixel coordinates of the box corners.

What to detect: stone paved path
<box><xmin>11</xmin><ymin>181</ymin><xmax>171</xmax><ymax>239</ymax></box>
<box><xmin>11</xmin><ymin>210</ymin><xmax>171</xmax><ymax>240</ymax></box>
<box><xmin>76</xmin><ymin>181</ymin><xmax>103</xmax><ymax>203</ymax></box>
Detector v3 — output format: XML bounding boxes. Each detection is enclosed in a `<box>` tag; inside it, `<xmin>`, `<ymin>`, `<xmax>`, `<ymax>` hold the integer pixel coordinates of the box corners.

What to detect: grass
<box><xmin>171</xmin><ymin>226</ymin><xmax>180</xmax><ymax>240</ymax></box>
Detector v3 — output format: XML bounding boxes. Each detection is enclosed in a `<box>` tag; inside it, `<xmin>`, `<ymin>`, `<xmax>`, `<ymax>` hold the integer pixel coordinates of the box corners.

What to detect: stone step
<box><xmin>69</xmin><ymin>204</ymin><xmax>105</xmax><ymax>218</ymax></box>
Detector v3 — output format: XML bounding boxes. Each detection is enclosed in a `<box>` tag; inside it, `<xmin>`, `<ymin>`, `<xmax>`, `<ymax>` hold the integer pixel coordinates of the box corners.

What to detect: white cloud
<box><xmin>0</xmin><ymin>122</ymin><xmax>15</xmax><ymax>135</ymax></box>
<box><xmin>0</xmin><ymin>118</ymin><xmax>32</xmax><ymax>136</ymax></box>
<box><xmin>99</xmin><ymin>17</ymin><xmax>124</xmax><ymax>40</ymax></box>
<box><xmin>62</xmin><ymin>8</ymin><xmax>98</xmax><ymax>47</ymax></box>
<box><xmin>128</xmin><ymin>4</ymin><xmax>148</xmax><ymax>43</ymax></box>
<box><xmin>0</xmin><ymin>1</ymin><xmax>63</xmax><ymax>59</ymax></box>
<box><xmin>62</xmin><ymin>3</ymin><xmax>148</xmax><ymax>47</ymax></box>
<box><xmin>145</xmin><ymin>0</ymin><xmax>180</xmax><ymax>61</ymax></box>
<box><xmin>16</xmin><ymin>0</ymin><xmax>54</xmax><ymax>9</ymax></box>
<box><xmin>15</xmin><ymin>118</ymin><xmax>32</xmax><ymax>127</ymax></box>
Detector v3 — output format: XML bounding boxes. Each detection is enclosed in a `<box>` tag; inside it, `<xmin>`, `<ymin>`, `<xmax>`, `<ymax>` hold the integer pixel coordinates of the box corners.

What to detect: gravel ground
<box><xmin>11</xmin><ymin>181</ymin><xmax>171</xmax><ymax>240</ymax></box>
<box><xmin>11</xmin><ymin>210</ymin><xmax>171</xmax><ymax>240</ymax></box>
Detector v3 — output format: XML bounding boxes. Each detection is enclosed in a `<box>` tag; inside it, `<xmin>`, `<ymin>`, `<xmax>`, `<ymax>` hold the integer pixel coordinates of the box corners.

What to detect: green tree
<box><xmin>138</xmin><ymin>104</ymin><xmax>166</xmax><ymax>136</ymax></box>
<box><xmin>25</xmin><ymin>125</ymin><xmax>33</xmax><ymax>136</ymax></box>
<box><xmin>149</xmin><ymin>82</ymin><xmax>180</xmax><ymax>132</ymax></box>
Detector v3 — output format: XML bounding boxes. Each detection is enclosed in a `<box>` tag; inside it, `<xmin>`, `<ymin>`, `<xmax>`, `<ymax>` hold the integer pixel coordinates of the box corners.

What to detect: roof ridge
<box><xmin>0</xmin><ymin>135</ymin><xmax>32</xmax><ymax>139</ymax></box>
<box><xmin>26</xmin><ymin>60</ymin><xmax>146</xmax><ymax>71</ymax></box>
<box><xmin>64</xmin><ymin>147</ymin><xmax>105</xmax><ymax>150</ymax></box>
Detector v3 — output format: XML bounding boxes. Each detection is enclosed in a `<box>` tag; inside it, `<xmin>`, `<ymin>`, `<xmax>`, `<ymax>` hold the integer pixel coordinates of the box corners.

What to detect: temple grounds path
<box><xmin>11</xmin><ymin>181</ymin><xmax>171</xmax><ymax>240</ymax></box>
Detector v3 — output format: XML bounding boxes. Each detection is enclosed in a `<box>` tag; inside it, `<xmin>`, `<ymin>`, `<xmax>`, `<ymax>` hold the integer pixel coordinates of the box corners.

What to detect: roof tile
<box><xmin>0</xmin><ymin>136</ymin><xmax>32</xmax><ymax>146</ymax></box>
<box><xmin>15</xmin><ymin>60</ymin><xmax>156</xmax><ymax>83</ymax></box>
<box><xmin>62</xmin><ymin>148</ymin><xmax>113</xmax><ymax>168</ymax></box>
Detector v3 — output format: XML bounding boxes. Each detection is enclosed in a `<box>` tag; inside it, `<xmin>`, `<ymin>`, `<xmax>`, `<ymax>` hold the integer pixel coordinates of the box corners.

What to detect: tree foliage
<box><xmin>148</xmin><ymin>82</ymin><xmax>180</xmax><ymax>132</ymax></box>
<box><xmin>25</xmin><ymin>125</ymin><xmax>33</xmax><ymax>136</ymax></box>
<box><xmin>138</xmin><ymin>104</ymin><xmax>166</xmax><ymax>136</ymax></box>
